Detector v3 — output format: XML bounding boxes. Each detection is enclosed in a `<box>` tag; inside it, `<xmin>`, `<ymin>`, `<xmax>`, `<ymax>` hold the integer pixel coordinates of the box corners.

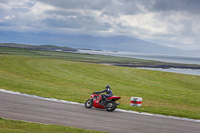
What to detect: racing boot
<box><xmin>102</xmin><ymin>98</ymin><xmax>108</xmax><ymax>105</ymax></box>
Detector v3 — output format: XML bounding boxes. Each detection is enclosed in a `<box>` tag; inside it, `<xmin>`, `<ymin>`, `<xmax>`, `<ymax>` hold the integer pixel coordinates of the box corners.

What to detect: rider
<box><xmin>97</xmin><ymin>85</ymin><xmax>113</xmax><ymax>102</ymax></box>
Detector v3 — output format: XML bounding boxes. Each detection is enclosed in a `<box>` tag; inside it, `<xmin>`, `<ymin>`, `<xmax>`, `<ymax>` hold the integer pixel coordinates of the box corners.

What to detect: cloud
<box><xmin>152</xmin><ymin>0</ymin><xmax>200</xmax><ymax>14</ymax></box>
<box><xmin>37</xmin><ymin>0</ymin><xmax>111</xmax><ymax>10</ymax></box>
<box><xmin>0</xmin><ymin>0</ymin><xmax>199</xmax><ymax>50</ymax></box>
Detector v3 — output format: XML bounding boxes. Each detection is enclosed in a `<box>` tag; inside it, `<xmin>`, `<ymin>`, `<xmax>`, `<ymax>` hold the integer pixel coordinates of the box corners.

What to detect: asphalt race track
<box><xmin>0</xmin><ymin>90</ymin><xmax>199</xmax><ymax>133</ymax></box>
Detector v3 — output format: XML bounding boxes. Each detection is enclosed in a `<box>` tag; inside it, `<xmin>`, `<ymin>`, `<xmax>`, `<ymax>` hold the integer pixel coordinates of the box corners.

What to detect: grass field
<box><xmin>0</xmin><ymin>47</ymin><xmax>200</xmax><ymax>119</ymax></box>
<box><xmin>0</xmin><ymin>117</ymin><xmax>106</xmax><ymax>133</ymax></box>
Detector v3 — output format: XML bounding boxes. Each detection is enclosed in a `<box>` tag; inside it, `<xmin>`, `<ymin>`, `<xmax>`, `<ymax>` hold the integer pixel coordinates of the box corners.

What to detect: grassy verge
<box><xmin>0</xmin><ymin>47</ymin><xmax>154</xmax><ymax>63</ymax></box>
<box><xmin>0</xmin><ymin>117</ymin><xmax>106</xmax><ymax>133</ymax></box>
<box><xmin>0</xmin><ymin>47</ymin><xmax>200</xmax><ymax>119</ymax></box>
<box><xmin>1</xmin><ymin>47</ymin><xmax>199</xmax><ymax>69</ymax></box>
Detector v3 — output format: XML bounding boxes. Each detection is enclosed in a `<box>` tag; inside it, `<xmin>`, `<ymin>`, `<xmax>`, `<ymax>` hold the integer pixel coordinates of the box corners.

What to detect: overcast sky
<box><xmin>0</xmin><ymin>0</ymin><xmax>200</xmax><ymax>50</ymax></box>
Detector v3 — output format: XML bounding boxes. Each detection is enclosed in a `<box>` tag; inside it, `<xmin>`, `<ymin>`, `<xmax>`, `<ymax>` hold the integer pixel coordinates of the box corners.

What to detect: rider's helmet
<box><xmin>106</xmin><ymin>85</ymin><xmax>111</xmax><ymax>89</ymax></box>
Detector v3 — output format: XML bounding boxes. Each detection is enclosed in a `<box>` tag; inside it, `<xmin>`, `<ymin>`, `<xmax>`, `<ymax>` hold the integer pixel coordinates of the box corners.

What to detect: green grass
<box><xmin>0</xmin><ymin>47</ymin><xmax>200</xmax><ymax>119</ymax></box>
<box><xmin>0</xmin><ymin>117</ymin><xmax>106</xmax><ymax>133</ymax></box>
<box><xmin>0</xmin><ymin>47</ymin><xmax>158</xmax><ymax>63</ymax></box>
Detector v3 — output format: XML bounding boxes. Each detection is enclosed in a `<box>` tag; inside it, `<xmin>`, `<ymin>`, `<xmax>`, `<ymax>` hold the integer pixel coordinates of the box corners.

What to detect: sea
<box><xmin>78</xmin><ymin>50</ymin><xmax>200</xmax><ymax>76</ymax></box>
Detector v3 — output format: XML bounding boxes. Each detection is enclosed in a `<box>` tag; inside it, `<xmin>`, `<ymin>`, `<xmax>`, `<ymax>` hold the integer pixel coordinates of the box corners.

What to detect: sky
<box><xmin>0</xmin><ymin>0</ymin><xmax>200</xmax><ymax>50</ymax></box>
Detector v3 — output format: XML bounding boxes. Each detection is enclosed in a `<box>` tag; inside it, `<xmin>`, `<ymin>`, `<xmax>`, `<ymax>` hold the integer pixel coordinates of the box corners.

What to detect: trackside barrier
<box><xmin>130</xmin><ymin>97</ymin><xmax>142</xmax><ymax>107</ymax></box>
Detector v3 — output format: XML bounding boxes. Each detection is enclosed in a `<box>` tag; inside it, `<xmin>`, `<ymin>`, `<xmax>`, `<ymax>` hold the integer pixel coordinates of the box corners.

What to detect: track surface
<box><xmin>0</xmin><ymin>91</ymin><xmax>199</xmax><ymax>133</ymax></box>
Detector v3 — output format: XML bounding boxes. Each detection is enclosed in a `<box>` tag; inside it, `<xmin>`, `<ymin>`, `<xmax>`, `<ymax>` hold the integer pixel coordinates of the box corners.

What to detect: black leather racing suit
<box><xmin>99</xmin><ymin>88</ymin><xmax>113</xmax><ymax>100</ymax></box>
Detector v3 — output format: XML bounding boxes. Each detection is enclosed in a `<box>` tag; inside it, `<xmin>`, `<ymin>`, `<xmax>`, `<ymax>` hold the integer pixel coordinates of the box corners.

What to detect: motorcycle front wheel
<box><xmin>106</xmin><ymin>101</ymin><xmax>116</xmax><ymax>112</ymax></box>
<box><xmin>85</xmin><ymin>99</ymin><xmax>93</xmax><ymax>108</ymax></box>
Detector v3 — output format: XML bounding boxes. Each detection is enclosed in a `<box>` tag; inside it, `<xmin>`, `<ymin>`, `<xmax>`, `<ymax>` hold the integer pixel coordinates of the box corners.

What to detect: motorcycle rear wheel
<box><xmin>85</xmin><ymin>99</ymin><xmax>93</xmax><ymax>108</ymax></box>
<box><xmin>105</xmin><ymin>101</ymin><xmax>116</xmax><ymax>112</ymax></box>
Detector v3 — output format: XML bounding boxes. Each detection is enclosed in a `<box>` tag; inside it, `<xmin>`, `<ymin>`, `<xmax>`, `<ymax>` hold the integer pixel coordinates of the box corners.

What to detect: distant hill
<box><xmin>0</xmin><ymin>31</ymin><xmax>199</xmax><ymax>57</ymax></box>
<box><xmin>0</xmin><ymin>43</ymin><xmax>78</xmax><ymax>52</ymax></box>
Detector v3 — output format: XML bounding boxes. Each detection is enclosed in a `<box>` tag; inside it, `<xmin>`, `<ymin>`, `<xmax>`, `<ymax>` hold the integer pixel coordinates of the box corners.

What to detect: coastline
<box><xmin>114</xmin><ymin>63</ymin><xmax>200</xmax><ymax>69</ymax></box>
<box><xmin>78</xmin><ymin>50</ymin><xmax>200</xmax><ymax>70</ymax></box>
<box><xmin>98</xmin><ymin>62</ymin><xmax>200</xmax><ymax>75</ymax></box>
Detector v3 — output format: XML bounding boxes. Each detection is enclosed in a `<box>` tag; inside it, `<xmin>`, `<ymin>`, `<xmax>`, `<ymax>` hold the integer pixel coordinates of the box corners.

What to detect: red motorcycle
<box><xmin>85</xmin><ymin>92</ymin><xmax>121</xmax><ymax>112</ymax></box>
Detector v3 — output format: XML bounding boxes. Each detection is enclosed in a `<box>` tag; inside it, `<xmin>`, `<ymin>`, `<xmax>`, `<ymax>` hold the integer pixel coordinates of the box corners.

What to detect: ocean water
<box><xmin>137</xmin><ymin>67</ymin><xmax>200</xmax><ymax>76</ymax></box>
<box><xmin>78</xmin><ymin>50</ymin><xmax>200</xmax><ymax>65</ymax></box>
<box><xmin>78</xmin><ymin>50</ymin><xmax>200</xmax><ymax>76</ymax></box>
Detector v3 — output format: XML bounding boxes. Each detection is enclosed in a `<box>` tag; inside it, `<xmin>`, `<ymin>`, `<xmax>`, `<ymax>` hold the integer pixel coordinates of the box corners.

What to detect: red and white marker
<box><xmin>130</xmin><ymin>97</ymin><xmax>142</xmax><ymax>107</ymax></box>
